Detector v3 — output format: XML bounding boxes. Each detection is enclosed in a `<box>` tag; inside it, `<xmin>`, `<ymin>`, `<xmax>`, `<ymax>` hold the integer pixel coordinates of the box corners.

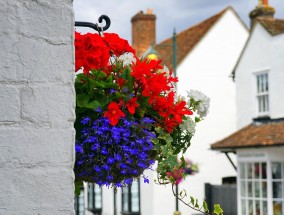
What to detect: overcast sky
<box><xmin>74</xmin><ymin>0</ymin><xmax>284</xmax><ymax>43</ymax></box>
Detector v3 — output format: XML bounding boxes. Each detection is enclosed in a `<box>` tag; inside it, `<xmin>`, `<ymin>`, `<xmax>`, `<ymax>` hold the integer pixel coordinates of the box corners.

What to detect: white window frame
<box><xmin>254</xmin><ymin>70</ymin><xmax>270</xmax><ymax>117</ymax></box>
<box><xmin>238</xmin><ymin>154</ymin><xmax>284</xmax><ymax>215</ymax></box>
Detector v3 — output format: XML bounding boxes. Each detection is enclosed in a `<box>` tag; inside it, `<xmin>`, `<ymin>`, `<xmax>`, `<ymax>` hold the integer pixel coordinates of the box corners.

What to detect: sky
<box><xmin>74</xmin><ymin>0</ymin><xmax>284</xmax><ymax>43</ymax></box>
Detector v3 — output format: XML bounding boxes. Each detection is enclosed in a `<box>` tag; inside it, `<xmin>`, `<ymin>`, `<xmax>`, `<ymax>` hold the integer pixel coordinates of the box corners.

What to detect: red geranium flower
<box><xmin>126</xmin><ymin>97</ymin><xmax>139</xmax><ymax>114</ymax></box>
<box><xmin>104</xmin><ymin>102</ymin><xmax>125</xmax><ymax>126</ymax></box>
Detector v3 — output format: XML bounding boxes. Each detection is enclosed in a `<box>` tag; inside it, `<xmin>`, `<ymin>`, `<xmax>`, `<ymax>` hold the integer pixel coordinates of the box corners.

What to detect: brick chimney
<box><xmin>131</xmin><ymin>9</ymin><xmax>156</xmax><ymax>58</ymax></box>
<box><xmin>249</xmin><ymin>0</ymin><xmax>275</xmax><ymax>27</ymax></box>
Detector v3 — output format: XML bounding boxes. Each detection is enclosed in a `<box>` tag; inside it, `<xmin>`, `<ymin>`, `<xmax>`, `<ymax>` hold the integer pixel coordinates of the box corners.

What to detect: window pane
<box><xmin>79</xmin><ymin>192</ymin><xmax>84</xmax><ymax>215</ymax></box>
<box><xmin>255</xmin><ymin>200</ymin><xmax>260</xmax><ymax>215</ymax></box>
<box><xmin>261</xmin><ymin>163</ymin><xmax>267</xmax><ymax>179</ymax></box>
<box><xmin>241</xmin><ymin>181</ymin><xmax>246</xmax><ymax>197</ymax></box>
<box><xmin>254</xmin><ymin>181</ymin><xmax>260</xmax><ymax>198</ymax></box>
<box><xmin>265</xmin><ymin>74</ymin><xmax>268</xmax><ymax>91</ymax></box>
<box><xmin>273</xmin><ymin>201</ymin><xmax>282</xmax><ymax>215</ymax></box>
<box><xmin>122</xmin><ymin>188</ymin><xmax>129</xmax><ymax>212</ymax></box>
<box><xmin>241</xmin><ymin>199</ymin><xmax>246</xmax><ymax>215</ymax></box>
<box><xmin>262</xmin><ymin>181</ymin><xmax>267</xmax><ymax>198</ymax></box>
<box><xmin>248</xmin><ymin>181</ymin><xmax>253</xmax><ymax>197</ymax></box>
<box><xmin>257</xmin><ymin>75</ymin><xmax>261</xmax><ymax>93</ymax></box>
<box><xmin>255</xmin><ymin>163</ymin><xmax>260</xmax><ymax>179</ymax></box>
<box><xmin>264</xmin><ymin>95</ymin><xmax>269</xmax><ymax>112</ymax></box>
<box><xmin>95</xmin><ymin>185</ymin><xmax>102</xmax><ymax>209</ymax></box>
<box><xmin>273</xmin><ymin>182</ymin><xmax>282</xmax><ymax>198</ymax></box>
<box><xmin>88</xmin><ymin>184</ymin><xmax>94</xmax><ymax>209</ymax></box>
<box><xmin>272</xmin><ymin>162</ymin><xmax>282</xmax><ymax>179</ymax></box>
<box><xmin>240</xmin><ymin>163</ymin><xmax>246</xmax><ymax>179</ymax></box>
<box><xmin>248</xmin><ymin>163</ymin><xmax>253</xmax><ymax>179</ymax></box>
<box><xmin>249</xmin><ymin>200</ymin><xmax>253</xmax><ymax>215</ymax></box>
<box><xmin>131</xmin><ymin>181</ymin><xmax>140</xmax><ymax>212</ymax></box>
<box><xmin>263</xmin><ymin>201</ymin><xmax>268</xmax><ymax>215</ymax></box>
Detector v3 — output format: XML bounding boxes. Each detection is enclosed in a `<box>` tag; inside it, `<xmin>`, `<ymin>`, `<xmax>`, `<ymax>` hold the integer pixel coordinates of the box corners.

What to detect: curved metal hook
<box><xmin>75</xmin><ymin>15</ymin><xmax>111</xmax><ymax>32</ymax></box>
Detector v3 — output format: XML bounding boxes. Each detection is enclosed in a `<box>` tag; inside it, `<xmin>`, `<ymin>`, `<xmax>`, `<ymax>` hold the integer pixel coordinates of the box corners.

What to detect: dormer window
<box><xmin>256</xmin><ymin>73</ymin><xmax>269</xmax><ymax>115</ymax></box>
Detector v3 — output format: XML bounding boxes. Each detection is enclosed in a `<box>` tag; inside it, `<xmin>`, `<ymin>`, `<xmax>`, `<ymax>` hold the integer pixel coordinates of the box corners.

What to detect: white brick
<box><xmin>0</xmin><ymin>128</ymin><xmax>75</xmax><ymax>166</ymax></box>
<box><xmin>0</xmin><ymin>86</ymin><xmax>20</xmax><ymax>121</ymax></box>
<box><xmin>0</xmin><ymin>166</ymin><xmax>75</xmax><ymax>215</ymax></box>
<box><xmin>21</xmin><ymin>85</ymin><xmax>75</xmax><ymax>123</ymax></box>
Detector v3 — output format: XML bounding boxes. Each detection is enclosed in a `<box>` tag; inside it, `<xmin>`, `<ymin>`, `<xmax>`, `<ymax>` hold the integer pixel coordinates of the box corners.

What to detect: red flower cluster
<box><xmin>75</xmin><ymin>32</ymin><xmax>135</xmax><ymax>73</ymax></box>
<box><xmin>166</xmin><ymin>167</ymin><xmax>184</xmax><ymax>185</ymax></box>
<box><xmin>131</xmin><ymin>59</ymin><xmax>192</xmax><ymax>132</ymax></box>
<box><xmin>74</xmin><ymin>31</ymin><xmax>193</xmax><ymax>133</ymax></box>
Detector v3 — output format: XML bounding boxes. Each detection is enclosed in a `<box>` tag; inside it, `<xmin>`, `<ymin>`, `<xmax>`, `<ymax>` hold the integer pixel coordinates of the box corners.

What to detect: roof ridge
<box><xmin>154</xmin><ymin>6</ymin><xmax>233</xmax><ymax>70</ymax></box>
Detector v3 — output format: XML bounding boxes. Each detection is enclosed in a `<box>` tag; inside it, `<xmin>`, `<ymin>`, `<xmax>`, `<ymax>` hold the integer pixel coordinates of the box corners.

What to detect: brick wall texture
<box><xmin>131</xmin><ymin>11</ymin><xmax>156</xmax><ymax>58</ymax></box>
<box><xmin>0</xmin><ymin>0</ymin><xmax>75</xmax><ymax>214</ymax></box>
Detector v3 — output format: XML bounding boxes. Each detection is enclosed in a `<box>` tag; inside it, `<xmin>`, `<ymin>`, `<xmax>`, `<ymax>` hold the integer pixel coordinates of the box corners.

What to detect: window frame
<box><xmin>254</xmin><ymin>71</ymin><xmax>270</xmax><ymax>117</ymax></box>
<box><xmin>87</xmin><ymin>183</ymin><xmax>103</xmax><ymax>214</ymax></box>
<box><xmin>121</xmin><ymin>179</ymin><xmax>141</xmax><ymax>215</ymax></box>
<box><xmin>238</xmin><ymin>154</ymin><xmax>284</xmax><ymax>215</ymax></box>
<box><xmin>75</xmin><ymin>186</ymin><xmax>85</xmax><ymax>215</ymax></box>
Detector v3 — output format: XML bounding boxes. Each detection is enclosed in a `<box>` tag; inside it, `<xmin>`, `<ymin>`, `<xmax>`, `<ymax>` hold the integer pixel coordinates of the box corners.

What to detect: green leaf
<box><xmin>203</xmin><ymin>201</ymin><xmax>209</xmax><ymax>212</ymax></box>
<box><xmin>180</xmin><ymin>156</ymin><xmax>186</xmax><ymax>168</ymax></box>
<box><xmin>190</xmin><ymin>196</ymin><xmax>195</xmax><ymax>205</ymax></box>
<box><xmin>195</xmin><ymin>117</ymin><xmax>201</xmax><ymax>123</ymax></box>
<box><xmin>74</xmin><ymin>181</ymin><xmax>83</xmax><ymax>196</ymax></box>
<box><xmin>194</xmin><ymin>199</ymin><xmax>199</xmax><ymax>208</ymax></box>
<box><xmin>85</xmin><ymin>100</ymin><xmax>101</xmax><ymax>109</ymax></box>
<box><xmin>76</xmin><ymin>94</ymin><xmax>89</xmax><ymax>107</ymax></box>
<box><xmin>214</xmin><ymin>204</ymin><xmax>224</xmax><ymax>215</ymax></box>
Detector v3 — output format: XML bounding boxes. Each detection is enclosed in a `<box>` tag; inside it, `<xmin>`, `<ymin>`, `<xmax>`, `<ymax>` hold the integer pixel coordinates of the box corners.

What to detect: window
<box><xmin>239</xmin><ymin>162</ymin><xmax>268</xmax><ymax>215</ymax></box>
<box><xmin>256</xmin><ymin>73</ymin><xmax>269</xmax><ymax>115</ymax></box>
<box><xmin>87</xmin><ymin>183</ymin><xmax>102</xmax><ymax>215</ymax></box>
<box><xmin>272</xmin><ymin>162</ymin><xmax>284</xmax><ymax>215</ymax></box>
<box><xmin>122</xmin><ymin>180</ymin><xmax>141</xmax><ymax>215</ymax></box>
<box><xmin>75</xmin><ymin>186</ymin><xmax>85</xmax><ymax>215</ymax></box>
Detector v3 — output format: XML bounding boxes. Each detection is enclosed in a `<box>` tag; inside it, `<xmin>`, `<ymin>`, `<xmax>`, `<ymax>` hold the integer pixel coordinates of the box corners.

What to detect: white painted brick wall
<box><xmin>0</xmin><ymin>0</ymin><xmax>75</xmax><ymax>214</ymax></box>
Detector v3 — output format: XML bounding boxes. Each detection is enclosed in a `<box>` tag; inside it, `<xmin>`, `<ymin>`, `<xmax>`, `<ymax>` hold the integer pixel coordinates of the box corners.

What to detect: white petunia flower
<box><xmin>179</xmin><ymin>116</ymin><xmax>196</xmax><ymax>134</ymax></box>
<box><xmin>187</xmin><ymin>90</ymin><xmax>210</xmax><ymax>118</ymax></box>
<box><xmin>118</xmin><ymin>52</ymin><xmax>136</xmax><ymax>66</ymax></box>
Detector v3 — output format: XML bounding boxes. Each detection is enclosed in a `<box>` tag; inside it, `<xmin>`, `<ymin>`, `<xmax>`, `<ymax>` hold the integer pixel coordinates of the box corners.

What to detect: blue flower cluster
<box><xmin>75</xmin><ymin>115</ymin><xmax>156</xmax><ymax>187</ymax></box>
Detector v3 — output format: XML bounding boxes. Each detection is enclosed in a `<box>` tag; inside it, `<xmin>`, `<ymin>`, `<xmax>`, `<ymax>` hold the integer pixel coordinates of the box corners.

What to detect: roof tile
<box><xmin>211</xmin><ymin>121</ymin><xmax>284</xmax><ymax>151</ymax></box>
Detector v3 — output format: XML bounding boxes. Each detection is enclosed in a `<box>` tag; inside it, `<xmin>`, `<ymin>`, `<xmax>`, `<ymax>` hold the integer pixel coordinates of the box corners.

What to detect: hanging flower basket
<box><xmin>74</xmin><ymin>31</ymin><xmax>210</xmax><ymax>187</ymax></box>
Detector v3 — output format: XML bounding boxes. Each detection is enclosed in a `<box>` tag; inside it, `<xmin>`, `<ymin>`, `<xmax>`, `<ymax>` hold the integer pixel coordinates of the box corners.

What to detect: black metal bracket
<box><xmin>75</xmin><ymin>15</ymin><xmax>111</xmax><ymax>33</ymax></box>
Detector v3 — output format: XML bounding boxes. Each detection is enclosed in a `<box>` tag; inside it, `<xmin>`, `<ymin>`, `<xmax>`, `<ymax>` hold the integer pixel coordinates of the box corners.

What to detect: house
<box><xmin>75</xmin><ymin>6</ymin><xmax>249</xmax><ymax>215</ymax></box>
<box><xmin>211</xmin><ymin>1</ymin><xmax>284</xmax><ymax>215</ymax></box>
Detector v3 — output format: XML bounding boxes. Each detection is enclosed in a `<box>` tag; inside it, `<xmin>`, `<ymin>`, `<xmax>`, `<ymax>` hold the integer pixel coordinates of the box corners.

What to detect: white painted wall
<box><xmin>235</xmin><ymin>23</ymin><xmax>284</xmax><ymax>129</ymax></box>
<box><xmin>0</xmin><ymin>0</ymin><xmax>75</xmax><ymax>214</ymax></box>
<box><xmin>175</xmin><ymin>9</ymin><xmax>248</xmax><ymax>214</ymax></box>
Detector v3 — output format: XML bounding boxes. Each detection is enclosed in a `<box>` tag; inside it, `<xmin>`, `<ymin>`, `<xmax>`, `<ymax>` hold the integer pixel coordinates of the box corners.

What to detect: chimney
<box><xmin>249</xmin><ymin>0</ymin><xmax>275</xmax><ymax>27</ymax></box>
<box><xmin>131</xmin><ymin>9</ymin><xmax>156</xmax><ymax>58</ymax></box>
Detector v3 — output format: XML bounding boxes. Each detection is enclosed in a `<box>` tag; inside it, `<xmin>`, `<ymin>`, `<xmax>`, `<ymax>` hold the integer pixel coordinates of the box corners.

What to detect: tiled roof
<box><xmin>257</xmin><ymin>18</ymin><xmax>284</xmax><ymax>35</ymax></box>
<box><xmin>211</xmin><ymin>120</ymin><xmax>284</xmax><ymax>151</ymax></box>
<box><xmin>153</xmin><ymin>7</ymin><xmax>229</xmax><ymax>70</ymax></box>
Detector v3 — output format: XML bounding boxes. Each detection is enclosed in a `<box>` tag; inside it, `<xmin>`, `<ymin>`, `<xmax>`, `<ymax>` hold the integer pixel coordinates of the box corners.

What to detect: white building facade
<box><xmin>212</xmin><ymin>4</ymin><xmax>284</xmax><ymax>215</ymax></box>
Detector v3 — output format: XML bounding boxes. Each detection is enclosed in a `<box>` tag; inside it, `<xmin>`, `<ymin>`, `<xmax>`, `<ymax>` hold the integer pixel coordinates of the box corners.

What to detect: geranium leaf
<box><xmin>76</xmin><ymin>94</ymin><xmax>89</xmax><ymax>107</ymax></box>
<box><xmin>85</xmin><ymin>100</ymin><xmax>101</xmax><ymax>109</ymax></box>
